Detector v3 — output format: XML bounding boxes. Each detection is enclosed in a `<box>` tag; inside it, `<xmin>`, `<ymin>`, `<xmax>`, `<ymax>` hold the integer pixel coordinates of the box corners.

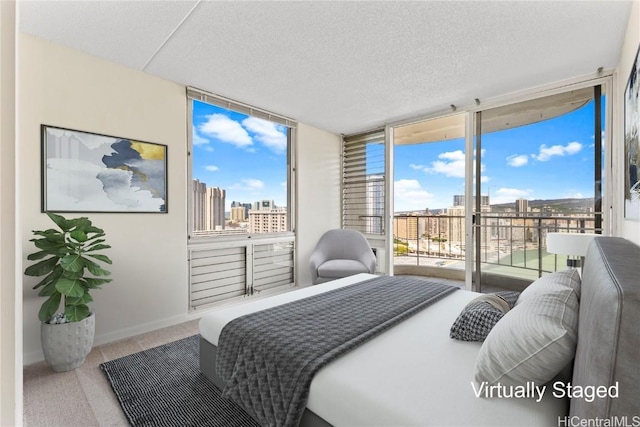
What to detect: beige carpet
<box><xmin>23</xmin><ymin>319</ymin><xmax>200</xmax><ymax>427</ymax></box>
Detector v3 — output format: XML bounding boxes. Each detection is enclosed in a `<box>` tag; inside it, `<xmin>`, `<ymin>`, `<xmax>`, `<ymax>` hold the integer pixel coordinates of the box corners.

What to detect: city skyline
<box><xmin>192</xmin><ymin>100</ymin><xmax>289</xmax><ymax>211</ymax></box>
<box><xmin>394</xmin><ymin>100</ymin><xmax>599</xmax><ymax>212</ymax></box>
<box><xmin>193</xmin><ymin>98</ymin><xmax>599</xmax><ymax>215</ymax></box>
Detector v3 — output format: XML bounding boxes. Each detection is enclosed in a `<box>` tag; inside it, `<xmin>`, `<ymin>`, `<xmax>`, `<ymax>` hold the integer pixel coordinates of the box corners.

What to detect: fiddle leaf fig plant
<box><xmin>24</xmin><ymin>212</ymin><xmax>112</xmax><ymax>323</ymax></box>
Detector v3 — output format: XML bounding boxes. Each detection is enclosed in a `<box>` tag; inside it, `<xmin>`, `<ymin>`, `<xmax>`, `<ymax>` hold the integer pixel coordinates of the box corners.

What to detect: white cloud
<box><xmin>199</xmin><ymin>114</ymin><xmax>252</xmax><ymax>148</ymax></box>
<box><xmin>394</xmin><ymin>179</ymin><xmax>434</xmax><ymax>210</ymax></box>
<box><xmin>411</xmin><ymin>150</ymin><xmax>486</xmax><ymax>181</ymax></box>
<box><xmin>242</xmin><ymin>117</ymin><xmax>287</xmax><ymax>154</ymax></box>
<box><xmin>423</xmin><ymin>150</ymin><xmax>466</xmax><ymax>178</ymax></box>
<box><xmin>229</xmin><ymin>178</ymin><xmax>265</xmax><ymax>191</ymax></box>
<box><xmin>192</xmin><ymin>125</ymin><xmax>209</xmax><ymax>146</ymax></box>
<box><xmin>532</xmin><ymin>141</ymin><xmax>582</xmax><ymax>161</ymax></box>
<box><xmin>507</xmin><ymin>154</ymin><xmax>528</xmax><ymax>167</ymax></box>
<box><xmin>204</xmin><ymin>165</ymin><xmax>219</xmax><ymax>172</ymax></box>
<box><xmin>491</xmin><ymin>187</ymin><xmax>533</xmax><ymax>205</ymax></box>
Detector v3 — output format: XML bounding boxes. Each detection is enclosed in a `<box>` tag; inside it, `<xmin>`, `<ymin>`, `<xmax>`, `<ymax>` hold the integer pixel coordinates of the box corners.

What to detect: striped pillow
<box><xmin>474</xmin><ymin>272</ymin><xmax>580</xmax><ymax>387</ymax></box>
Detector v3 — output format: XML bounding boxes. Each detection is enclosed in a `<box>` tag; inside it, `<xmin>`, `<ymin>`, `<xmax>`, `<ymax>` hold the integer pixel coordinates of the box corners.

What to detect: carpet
<box><xmin>100</xmin><ymin>335</ymin><xmax>260</xmax><ymax>427</ymax></box>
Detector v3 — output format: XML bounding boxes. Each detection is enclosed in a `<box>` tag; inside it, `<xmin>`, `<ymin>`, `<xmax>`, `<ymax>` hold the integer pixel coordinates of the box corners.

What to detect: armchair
<box><xmin>309</xmin><ymin>229</ymin><xmax>377</xmax><ymax>285</ymax></box>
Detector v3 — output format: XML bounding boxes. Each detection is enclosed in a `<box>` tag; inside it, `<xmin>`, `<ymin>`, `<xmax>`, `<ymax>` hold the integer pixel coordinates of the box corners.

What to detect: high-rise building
<box><xmin>253</xmin><ymin>199</ymin><xmax>276</xmax><ymax>211</ymax></box>
<box><xmin>231</xmin><ymin>201</ymin><xmax>252</xmax><ymax>219</ymax></box>
<box><xmin>366</xmin><ymin>174</ymin><xmax>384</xmax><ymax>234</ymax></box>
<box><xmin>230</xmin><ymin>206</ymin><xmax>246</xmax><ymax>221</ymax></box>
<box><xmin>206</xmin><ymin>187</ymin><xmax>226</xmax><ymax>230</ymax></box>
<box><xmin>192</xmin><ymin>179</ymin><xmax>226</xmax><ymax>231</ymax></box>
<box><xmin>515</xmin><ymin>198</ymin><xmax>529</xmax><ymax>217</ymax></box>
<box><xmin>249</xmin><ymin>208</ymin><xmax>287</xmax><ymax>233</ymax></box>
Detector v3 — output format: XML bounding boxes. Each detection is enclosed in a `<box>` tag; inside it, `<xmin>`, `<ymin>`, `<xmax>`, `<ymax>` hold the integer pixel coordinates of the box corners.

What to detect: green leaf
<box><xmin>85</xmin><ymin>225</ymin><xmax>104</xmax><ymax>234</ymax></box>
<box><xmin>86</xmin><ymin>262</ymin><xmax>111</xmax><ymax>277</ymax></box>
<box><xmin>85</xmin><ymin>238</ymin><xmax>105</xmax><ymax>246</ymax></box>
<box><xmin>55</xmin><ymin>277</ymin><xmax>85</xmax><ymax>297</ymax></box>
<box><xmin>47</xmin><ymin>212</ymin><xmax>71</xmax><ymax>232</ymax></box>
<box><xmin>66</xmin><ymin>292</ymin><xmax>93</xmax><ymax>305</ymax></box>
<box><xmin>61</xmin><ymin>270</ymin><xmax>84</xmax><ymax>280</ymax></box>
<box><xmin>27</xmin><ymin>250</ymin><xmax>50</xmax><ymax>261</ymax></box>
<box><xmin>60</xmin><ymin>253</ymin><xmax>84</xmax><ymax>272</ymax></box>
<box><xmin>86</xmin><ymin>254</ymin><xmax>113</xmax><ymax>265</ymax></box>
<box><xmin>85</xmin><ymin>277</ymin><xmax>112</xmax><ymax>288</ymax></box>
<box><xmin>68</xmin><ymin>217</ymin><xmax>91</xmax><ymax>232</ymax></box>
<box><xmin>69</xmin><ymin>230</ymin><xmax>88</xmax><ymax>243</ymax></box>
<box><xmin>32</xmin><ymin>228</ymin><xmax>60</xmax><ymax>237</ymax></box>
<box><xmin>32</xmin><ymin>266</ymin><xmax>63</xmax><ymax>290</ymax></box>
<box><xmin>37</xmin><ymin>281</ymin><xmax>58</xmax><ymax>297</ymax></box>
<box><xmin>24</xmin><ymin>256</ymin><xmax>59</xmax><ymax>277</ymax></box>
<box><xmin>38</xmin><ymin>293</ymin><xmax>61</xmax><ymax>323</ymax></box>
<box><xmin>64</xmin><ymin>304</ymin><xmax>90</xmax><ymax>322</ymax></box>
<box><xmin>85</xmin><ymin>244</ymin><xmax>111</xmax><ymax>252</ymax></box>
<box><xmin>33</xmin><ymin>237</ymin><xmax>66</xmax><ymax>253</ymax></box>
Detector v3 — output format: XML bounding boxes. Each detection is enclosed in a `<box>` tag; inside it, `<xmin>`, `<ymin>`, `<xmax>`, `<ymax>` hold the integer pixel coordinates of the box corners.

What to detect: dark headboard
<box><xmin>570</xmin><ymin>237</ymin><xmax>640</xmax><ymax>417</ymax></box>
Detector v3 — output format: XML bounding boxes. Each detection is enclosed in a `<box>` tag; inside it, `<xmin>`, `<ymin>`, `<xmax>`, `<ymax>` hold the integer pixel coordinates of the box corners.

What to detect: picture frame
<box><xmin>624</xmin><ymin>43</ymin><xmax>640</xmax><ymax>220</ymax></box>
<box><xmin>42</xmin><ymin>125</ymin><xmax>168</xmax><ymax>213</ymax></box>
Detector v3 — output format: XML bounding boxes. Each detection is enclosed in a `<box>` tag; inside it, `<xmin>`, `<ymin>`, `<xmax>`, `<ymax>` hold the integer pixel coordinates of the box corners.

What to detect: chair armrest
<box><xmin>309</xmin><ymin>249</ymin><xmax>328</xmax><ymax>285</ymax></box>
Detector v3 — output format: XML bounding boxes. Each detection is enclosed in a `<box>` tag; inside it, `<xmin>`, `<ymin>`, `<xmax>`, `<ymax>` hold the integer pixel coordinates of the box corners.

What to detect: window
<box><xmin>187</xmin><ymin>88</ymin><xmax>295</xmax><ymax>239</ymax></box>
<box><xmin>187</xmin><ymin>88</ymin><xmax>296</xmax><ymax>308</ymax></box>
<box><xmin>342</xmin><ymin>129</ymin><xmax>385</xmax><ymax>235</ymax></box>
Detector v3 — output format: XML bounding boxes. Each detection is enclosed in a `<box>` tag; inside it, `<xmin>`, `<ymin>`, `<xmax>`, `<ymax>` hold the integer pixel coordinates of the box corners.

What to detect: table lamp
<box><xmin>546</xmin><ymin>232</ymin><xmax>597</xmax><ymax>270</ymax></box>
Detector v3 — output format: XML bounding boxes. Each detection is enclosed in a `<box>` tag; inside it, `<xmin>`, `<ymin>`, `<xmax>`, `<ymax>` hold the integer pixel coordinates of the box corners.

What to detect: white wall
<box><xmin>617</xmin><ymin>0</ymin><xmax>640</xmax><ymax>245</ymax></box>
<box><xmin>295</xmin><ymin>124</ymin><xmax>342</xmax><ymax>286</ymax></box>
<box><xmin>19</xmin><ymin>34</ymin><xmax>344</xmax><ymax>363</ymax></box>
<box><xmin>20</xmin><ymin>34</ymin><xmax>190</xmax><ymax>363</ymax></box>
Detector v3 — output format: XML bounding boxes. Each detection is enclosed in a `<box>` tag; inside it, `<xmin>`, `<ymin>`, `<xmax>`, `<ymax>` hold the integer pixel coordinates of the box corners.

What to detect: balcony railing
<box><xmin>393</xmin><ymin>212</ymin><xmax>600</xmax><ymax>281</ymax></box>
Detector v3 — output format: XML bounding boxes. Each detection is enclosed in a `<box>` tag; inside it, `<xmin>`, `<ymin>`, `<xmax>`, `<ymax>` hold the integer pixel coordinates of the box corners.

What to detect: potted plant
<box><xmin>24</xmin><ymin>212</ymin><xmax>112</xmax><ymax>372</ymax></box>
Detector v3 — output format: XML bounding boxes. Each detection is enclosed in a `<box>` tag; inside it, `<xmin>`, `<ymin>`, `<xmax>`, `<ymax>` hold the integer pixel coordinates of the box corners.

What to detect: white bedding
<box><xmin>199</xmin><ymin>273</ymin><xmax>568</xmax><ymax>426</ymax></box>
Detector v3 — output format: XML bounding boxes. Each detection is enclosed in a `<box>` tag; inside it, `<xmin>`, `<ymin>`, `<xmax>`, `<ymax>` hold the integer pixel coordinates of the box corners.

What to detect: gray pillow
<box><xmin>516</xmin><ymin>269</ymin><xmax>581</xmax><ymax>303</ymax></box>
<box><xmin>450</xmin><ymin>291</ymin><xmax>520</xmax><ymax>342</ymax></box>
<box><xmin>474</xmin><ymin>273</ymin><xmax>580</xmax><ymax>387</ymax></box>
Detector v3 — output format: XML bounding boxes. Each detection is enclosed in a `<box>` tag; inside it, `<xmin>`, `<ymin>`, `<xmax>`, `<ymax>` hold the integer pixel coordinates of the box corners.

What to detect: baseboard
<box><xmin>23</xmin><ymin>311</ymin><xmax>208</xmax><ymax>366</ymax></box>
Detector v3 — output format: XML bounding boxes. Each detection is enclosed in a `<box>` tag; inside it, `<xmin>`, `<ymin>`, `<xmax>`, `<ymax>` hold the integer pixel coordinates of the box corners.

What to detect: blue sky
<box><xmin>192</xmin><ymin>99</ymin><xmax>599</xmax><ymax>213</ymax></box>
<box><xmin>192</xmin><ymin>100</ymin><xmax>288</xmax><ymax>210</ymax></box>
<box><xmin>394</xmin><ymin>100</ymin><xmax>599</xmax><ymax>211</ymax></box>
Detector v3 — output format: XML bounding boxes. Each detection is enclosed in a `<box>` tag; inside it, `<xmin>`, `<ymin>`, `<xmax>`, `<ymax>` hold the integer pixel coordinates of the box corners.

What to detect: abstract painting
<box><xmin>625</xmin><ymin>44</ymin><xmax>640</xmax><ymax>220</ymax></box>
<box><xmin>42</xmin><ymin>125</ymin><xmax>168</xmax><ymax>213</ymax></box>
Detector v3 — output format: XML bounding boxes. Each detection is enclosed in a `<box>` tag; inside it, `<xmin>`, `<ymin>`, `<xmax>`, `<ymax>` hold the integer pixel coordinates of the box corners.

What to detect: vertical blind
<box><xmin>342</xmin><ymin>129</ymin><xmax>385</xmax><ymax>235</ymax></box>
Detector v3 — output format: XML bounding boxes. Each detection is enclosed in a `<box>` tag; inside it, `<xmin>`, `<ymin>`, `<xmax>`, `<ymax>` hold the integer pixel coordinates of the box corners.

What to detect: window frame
<box><xmin>187</xmin><ymin>87</ymin><xmax>297</xmax><ymax>243</ymax></box>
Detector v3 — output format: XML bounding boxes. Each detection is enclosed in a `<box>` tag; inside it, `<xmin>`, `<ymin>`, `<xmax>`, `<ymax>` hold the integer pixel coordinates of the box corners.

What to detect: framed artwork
<box><xmin>625</xmin><ymin>43</ymin><xmax>640</xmax><ymax>220</ymax></box>
<box><xmin>42</xmin><ymin>125</ymin><xmax>168</xmax><ymax>213</ymax></box>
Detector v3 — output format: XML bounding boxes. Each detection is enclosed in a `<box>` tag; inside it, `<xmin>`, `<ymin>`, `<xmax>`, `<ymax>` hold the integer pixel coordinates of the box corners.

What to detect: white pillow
<box><xmin>474</xmin><ymin>272</ymin><xmax>579</xmax><ymax>387</ymax></box>
<box><xmin>516</xmin><ymin>269</ymin><xmax>581</xmax><ymax>303</ymax></box>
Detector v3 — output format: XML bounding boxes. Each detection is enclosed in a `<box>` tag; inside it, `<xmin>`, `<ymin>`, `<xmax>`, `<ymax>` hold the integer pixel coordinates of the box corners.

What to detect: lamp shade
<box><xmin>546</xmin><ymin>232</ymin><xmax>597</xmax><ymax>256</ymax></box>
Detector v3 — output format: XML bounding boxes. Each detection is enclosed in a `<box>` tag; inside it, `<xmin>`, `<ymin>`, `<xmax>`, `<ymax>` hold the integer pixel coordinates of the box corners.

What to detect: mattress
<box><xmin>199</xmin><ymin>273</ymin><xmax>568</xmax><ymax>426</ymax></box>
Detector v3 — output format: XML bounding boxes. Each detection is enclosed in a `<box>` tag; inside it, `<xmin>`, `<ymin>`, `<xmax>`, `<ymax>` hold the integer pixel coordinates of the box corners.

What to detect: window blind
<box><xmin>187</xmin><ymin>87</ymin><xmax>297</xmax><ymax>129</ymax></box>
<box><xmin>342</xmin><ymin>129</ymin><xmax>385</xmax><ymax>235</ymax></box>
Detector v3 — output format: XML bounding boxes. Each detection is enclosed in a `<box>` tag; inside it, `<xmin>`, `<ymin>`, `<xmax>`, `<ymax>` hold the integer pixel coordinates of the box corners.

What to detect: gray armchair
<box><xmin>309</xmin><ymin>229</ymin><xmax>377</xmax><ymax>285</ymax></box>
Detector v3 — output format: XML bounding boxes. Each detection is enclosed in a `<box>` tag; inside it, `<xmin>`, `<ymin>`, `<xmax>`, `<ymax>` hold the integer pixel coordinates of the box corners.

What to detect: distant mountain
<box><xmin>395</xmin><ymin>198</ymin><xmax>595</xmax><ymax>215</ymax></box>
<box><xmin>491</xmin><ymin>197</ymin><xmax>595</xmax><ymax>212</ymax></box>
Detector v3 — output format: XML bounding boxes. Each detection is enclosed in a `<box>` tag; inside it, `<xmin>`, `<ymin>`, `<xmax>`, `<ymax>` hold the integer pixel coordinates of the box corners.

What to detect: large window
<box><xmin>187</xmin><ymin>88</ymin><xmax>297</xmax><ymax>308</ymax></box>
<box><xmin>188</xmin><ymin>89</ymin><xmax>295</xmax><ymax>239</ymax></box>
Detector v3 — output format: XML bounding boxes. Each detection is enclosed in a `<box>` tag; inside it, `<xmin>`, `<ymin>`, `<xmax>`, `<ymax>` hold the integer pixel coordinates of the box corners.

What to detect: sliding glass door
<box><xmin>471</xmin><ymin>86</ymin><xmax>605</xmax><ymax>291</ymax></box>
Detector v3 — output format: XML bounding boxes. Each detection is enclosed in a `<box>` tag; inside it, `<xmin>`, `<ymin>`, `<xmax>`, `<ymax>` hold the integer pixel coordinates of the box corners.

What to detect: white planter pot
<box><xmin>41</xmin><ymin>313</ymin><xmax>95</xmax><ymax>372</ymax></box>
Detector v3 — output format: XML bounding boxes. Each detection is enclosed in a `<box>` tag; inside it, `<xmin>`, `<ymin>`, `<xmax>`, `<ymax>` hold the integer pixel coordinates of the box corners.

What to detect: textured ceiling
<box><xmin>19</xmin><ymin>1</ymin><xmax>632</xmax><ymax>135</ymax></box>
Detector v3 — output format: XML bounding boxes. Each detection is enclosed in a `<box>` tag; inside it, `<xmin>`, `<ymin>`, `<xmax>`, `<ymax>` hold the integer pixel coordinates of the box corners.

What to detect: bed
<box><xmin>199</xmin><ymin>236</ymin><xmax>640</xmax><ymax>426</ymax></box>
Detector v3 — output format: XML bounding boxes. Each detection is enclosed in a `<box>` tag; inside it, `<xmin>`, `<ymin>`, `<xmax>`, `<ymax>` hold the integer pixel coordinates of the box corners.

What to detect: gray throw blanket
<box><xmin>216</xmin><ymin>276</ymin><xmax>458</xmax><ymax>427</ymax></box>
